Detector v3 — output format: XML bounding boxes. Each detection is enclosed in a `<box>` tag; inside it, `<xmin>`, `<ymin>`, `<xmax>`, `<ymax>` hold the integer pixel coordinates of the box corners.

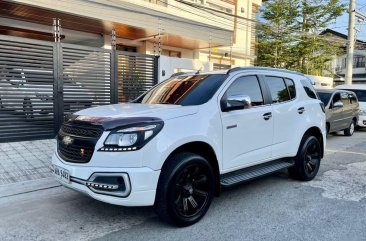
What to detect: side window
<box><xmin>300</xmin><ymin>79</ymin><xmax>318</xmax><ymax>99</ymax></box>
<box><xmin>284</xmin><ymin>78</ymin><xmax>296</xmax><ymax>99</ymax></box>
<box><xmin>264</xmin><ymin>76</ymin><xmax>290</xmax><ymax>103</ymax></box>
<box><xmin>331</xmin><ymin>93</ymin><xmax>341</xmax><ymax>108</ymax></box>
<box><xmin>349</xmin><ymin>93</ymin><xmax>357</xmax><ymax>104</ymax></box>
<box><xmin>225</xmin><ymin>75</ymin><xmax>264</xmax><ymax>106</ymax></box>
<box><xmin>341</xmin><ymin>92</ymin><xmax>350</xmax><ymax>105</ymax></box>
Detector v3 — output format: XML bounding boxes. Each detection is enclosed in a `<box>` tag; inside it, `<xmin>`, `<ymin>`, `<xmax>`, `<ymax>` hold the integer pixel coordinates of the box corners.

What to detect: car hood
<box><xmin>75</xmin><ymin>103</ymin><xmax>198</xmax><ymax>121</ymax></box>
<box><xmin>359</xmin><ymin>102</ymin><xmax>366</xmax><ymax>111</ymax></box>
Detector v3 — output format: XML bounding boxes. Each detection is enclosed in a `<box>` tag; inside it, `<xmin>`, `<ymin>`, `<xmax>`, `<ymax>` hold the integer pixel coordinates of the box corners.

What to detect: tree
<box><xmin>257</xmin><ymin>0</ymin><xmax>346</xmax><ymax>75</ymax></box>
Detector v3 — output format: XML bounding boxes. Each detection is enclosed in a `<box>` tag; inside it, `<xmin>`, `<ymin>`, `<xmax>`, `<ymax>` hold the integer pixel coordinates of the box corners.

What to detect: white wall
<box><xmin>306</xmin><ymin>75</ymin><xmax>333</xmax><ymax>89</ymax></box>
<box><xmin>159</xmin><ymin>56</ymin><xmax>213</xmax><ymax>82</ymax></box>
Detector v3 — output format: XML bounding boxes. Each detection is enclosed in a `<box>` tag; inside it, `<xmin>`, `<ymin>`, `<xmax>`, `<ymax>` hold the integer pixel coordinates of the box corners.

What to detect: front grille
<box><xmin>58</xmin><ymin>142</ymin><xmax>94</xmax><ymax>163</ymax></box>
<box><xmin>60</xmin><ymin>124</ymin><xmax>103</xmax><ymax>138</ymax></box>
<box><xmin>57</xmin><ymin>122</ymin><xmax>103</xmax><ymax>163</ymax></box>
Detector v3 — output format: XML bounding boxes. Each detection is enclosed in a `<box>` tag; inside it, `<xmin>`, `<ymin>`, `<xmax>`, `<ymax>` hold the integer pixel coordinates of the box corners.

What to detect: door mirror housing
<box><xmin>333</xmin><ymin>101</ymin><xmax>343</xmax><ymax>108</ymax></box>
<box><xmin>222</xmin><ymin>94</ymin><xmax>252</xmax><ymax>112</ymax></box>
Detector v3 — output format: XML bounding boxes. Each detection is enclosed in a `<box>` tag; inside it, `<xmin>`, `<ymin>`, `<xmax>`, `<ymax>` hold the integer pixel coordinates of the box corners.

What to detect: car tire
<box><xmin>23</xmin><ymin>98</ymin><xmax>34</xmax><ymax>119</ymax></box>
<box><xmin>344</xmin><ymin>120</ymin><xmax>355</xmax><ymax>136</ymax></box>
<box><xmin>154</xmin><ymin>152</ymin><xmax>215</xmax><ymax>227</ymax></box>
<box><xmin>289</xmin><ymin>135</ymin><xmax>321</xmax><ymax>181</ymax></box>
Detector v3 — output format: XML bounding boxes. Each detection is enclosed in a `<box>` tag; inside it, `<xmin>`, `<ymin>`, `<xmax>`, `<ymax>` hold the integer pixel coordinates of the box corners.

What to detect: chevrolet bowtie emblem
<box><xmin>62</xmin><ymin>136</ymin><xmax>73</xmax><ymax>145</ymax></box>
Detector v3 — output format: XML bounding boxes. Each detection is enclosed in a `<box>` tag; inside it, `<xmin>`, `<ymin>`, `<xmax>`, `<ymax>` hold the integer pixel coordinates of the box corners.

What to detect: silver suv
<box><xmin>317</xmin><ymin>89</ymin><xmax>359</xmax><ymax>136</ymax></box>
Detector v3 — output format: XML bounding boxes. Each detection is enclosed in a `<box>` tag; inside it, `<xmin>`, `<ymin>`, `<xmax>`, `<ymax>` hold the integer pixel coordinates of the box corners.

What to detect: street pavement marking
<box><xmin>325</xmin><ymin>149</ymin><xmax>366</xmax><ymax>156</ymax></box>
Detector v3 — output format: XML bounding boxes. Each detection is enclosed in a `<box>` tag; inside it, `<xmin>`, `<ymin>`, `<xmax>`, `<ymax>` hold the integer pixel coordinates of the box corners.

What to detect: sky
<box><xmin>330</xmin><ymin>0</ymin><xmax>366</xmax><ymax>40</ymax></box>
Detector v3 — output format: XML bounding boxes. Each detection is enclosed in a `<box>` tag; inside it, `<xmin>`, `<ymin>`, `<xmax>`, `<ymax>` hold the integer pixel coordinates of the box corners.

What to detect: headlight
<box><xmin>360</xmin><ymin>110</ymin><xmax>366</xmax><ymax>116</ymax></box>
<box><xmin>100</xmin><ymin>123</ymin><xmax>163</xmax><ymax>152</ymax></box>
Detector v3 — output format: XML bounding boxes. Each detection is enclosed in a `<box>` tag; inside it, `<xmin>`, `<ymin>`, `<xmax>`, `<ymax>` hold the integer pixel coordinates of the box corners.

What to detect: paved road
<box><xmin>1</xmin><ymin>130</ymin><xmax>366</xmax><ymax>241</ymax></box>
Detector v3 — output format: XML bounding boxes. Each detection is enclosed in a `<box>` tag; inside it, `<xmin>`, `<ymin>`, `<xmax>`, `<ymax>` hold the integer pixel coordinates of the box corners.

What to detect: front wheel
<box><xmin>154</xmin><ymin>152</ymin><xmax>215</xmax><ymax>227</ymax></box>
<box><xmin>289</xmin><ymin>135</ymin><xmax>321</xmax><ymax>181</ymax></box>
<box><xmin>344</xmin><ymin>120</ymin><xmax>355</xmax><ymax>136</ymax></box>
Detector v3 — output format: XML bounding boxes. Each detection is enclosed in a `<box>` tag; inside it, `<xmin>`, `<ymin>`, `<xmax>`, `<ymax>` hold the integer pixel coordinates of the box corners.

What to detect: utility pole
<box><xmin>345</xmin><ymin>0</ymin><xmax>356</xmax><ymax>85</ymax></box>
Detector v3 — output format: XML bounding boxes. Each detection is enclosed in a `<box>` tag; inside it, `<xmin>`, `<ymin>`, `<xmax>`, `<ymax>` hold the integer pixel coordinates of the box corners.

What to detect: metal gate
<box><xmin>117</xmin><ymin>51</ymin><xmax>158</xmax><ymax>102</ymax></box>
<box><xmin>0</xmin><ymin>35</ymin><xmax>158</xmax><ymax>142</ymax></box>
<box><xmin>0</xmin><ymin>35</ymin><xmax>56</xmax><ymax>142</ymax></box>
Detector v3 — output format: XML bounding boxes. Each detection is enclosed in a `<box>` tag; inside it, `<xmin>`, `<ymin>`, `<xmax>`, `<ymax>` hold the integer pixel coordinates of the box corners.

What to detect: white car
<box><xmin>52</xmin><ymin>67</ymin><xmax>326</xmax><ymax>226</ymax></box>
<box><xmin>335</xmin><ymin>84</ymin><xmax>366</xmax><ymax>128</ymax></box>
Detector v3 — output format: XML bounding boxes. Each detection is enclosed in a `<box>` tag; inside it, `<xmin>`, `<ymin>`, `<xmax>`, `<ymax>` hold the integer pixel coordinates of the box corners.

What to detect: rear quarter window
<box><xmin>300</xmin><ymin>79</ymin><xmax>318</xmax><ymax>99</ymax></box>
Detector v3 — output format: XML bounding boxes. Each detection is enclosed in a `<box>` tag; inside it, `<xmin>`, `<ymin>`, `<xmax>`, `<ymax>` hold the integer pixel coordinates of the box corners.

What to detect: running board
<box><xmin>220</xmin><ymin>159</ymin><xmax>295</xmax><ymax>188</ymax></box>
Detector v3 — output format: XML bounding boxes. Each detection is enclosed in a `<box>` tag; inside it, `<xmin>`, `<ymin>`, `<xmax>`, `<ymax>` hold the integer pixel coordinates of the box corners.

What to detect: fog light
<box><xmin>86</xmin><ymin>173</ymin><xmax>131</xmax><ymax>197</ymax></box>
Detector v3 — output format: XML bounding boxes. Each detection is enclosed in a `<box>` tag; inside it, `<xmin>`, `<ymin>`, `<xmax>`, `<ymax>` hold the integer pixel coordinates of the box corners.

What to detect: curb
<box><xmin>0</xmin><ymin>177</ymin><xmax>60</xmax><ymax>198</ymax></box>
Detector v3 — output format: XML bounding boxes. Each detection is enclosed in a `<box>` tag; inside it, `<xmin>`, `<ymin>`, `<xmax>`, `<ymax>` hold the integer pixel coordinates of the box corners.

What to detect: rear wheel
<box><xmin>154</xmin><ymin>152</ymin><xmax>215</xmax><ymax>227</ymax></box>
<box><xmin>289</xmin><ymin>135</ymin><xmax>321</xmax><ymax>181</ymax></box>
<box><xmin>344</xmin><ymin>120</ymin><xmax>355</xmax><ymax>136</ymax></box>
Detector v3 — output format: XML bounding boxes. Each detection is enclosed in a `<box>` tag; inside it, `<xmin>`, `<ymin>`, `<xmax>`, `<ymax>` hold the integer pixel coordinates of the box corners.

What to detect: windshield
<box><xmin>135</xmin><ymin>74</ymin><xmax>228</xmax><ymax>106</ymax></box>
<box><xmin>343</xmin><ymin>89</ymin><xmax>366</xmax><ymax>102</ymax></box>
<box><xmin>317</xmin><ymin>92</ymin><xmax>332</xmax><ymax>106</ymax></box>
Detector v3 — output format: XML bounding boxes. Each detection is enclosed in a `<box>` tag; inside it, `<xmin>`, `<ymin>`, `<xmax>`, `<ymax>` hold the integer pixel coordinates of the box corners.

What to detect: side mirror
<box><xmin>333</xmin><ymin>101</ymin><xmax>343</xmax><ymax>108</ymax></box>
<box><xmin>222</xmin><ymin>94</ymin><xmax>252</xmax><ymax>112</ymax></box>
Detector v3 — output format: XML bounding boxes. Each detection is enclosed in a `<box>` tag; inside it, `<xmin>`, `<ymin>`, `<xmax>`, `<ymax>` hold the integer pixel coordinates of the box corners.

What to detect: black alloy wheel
<box><xmin>155</xmin><ymin>152</ymin><xmax>215</xmax><ymax>227</ymax></box>
<box><xmin>289</xmin><ymin>135</ymin><xmax>321</xmax><ymax>181</ymax></box>
<box><xmin>173</xmin><ymin>164</ymin><xmax>210</xmax><ymax>218</ymax></box>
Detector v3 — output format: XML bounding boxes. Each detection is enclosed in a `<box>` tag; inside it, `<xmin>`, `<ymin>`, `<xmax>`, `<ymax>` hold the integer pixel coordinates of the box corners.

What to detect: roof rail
<box><xmin>226</xmin><ymin>67</ymin><xmax>305</xmax><ymax>76</ymax></box>
<box><xmin>169</xmin><ymin>72</ymin><xmax>193</xmax><ymax>78</ymax></box>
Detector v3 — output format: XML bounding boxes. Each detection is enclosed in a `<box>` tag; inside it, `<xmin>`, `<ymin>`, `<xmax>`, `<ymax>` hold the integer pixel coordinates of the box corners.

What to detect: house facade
<box><xmin>0</xmin><ymin>0</ymin><xmax>262</xmax><ymax>80</ymax></box>
<box><xmin>321</xmin><ymin>29</ymin><xmax>366</xmax><ymax>85</ymax></box>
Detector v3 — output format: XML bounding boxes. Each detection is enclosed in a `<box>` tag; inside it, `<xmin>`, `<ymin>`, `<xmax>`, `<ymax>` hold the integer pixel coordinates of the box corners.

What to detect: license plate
<box><xmin>53</xmin><ymin>165</ymin><xmax>70</xmax><ymax>184</ymax></box>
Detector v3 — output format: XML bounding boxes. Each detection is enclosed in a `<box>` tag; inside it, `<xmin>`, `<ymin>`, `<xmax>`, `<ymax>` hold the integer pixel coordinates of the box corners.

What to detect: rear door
<box><xmin>263</xmin><ymin>75</ymin><xmax>299</xmax><ymax>158</ymax></box>
<box><xmin>340</xmin><ymin>92</ymin><xmax>353</xmax><ymax>129</ymax></box>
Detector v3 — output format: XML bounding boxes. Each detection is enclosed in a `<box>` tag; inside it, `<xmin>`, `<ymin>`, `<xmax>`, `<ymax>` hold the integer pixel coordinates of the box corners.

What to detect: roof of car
<box><xmin>172</xmin><ymin>67</ymin><xmax>305</xmax><ymax>77</ymax></box>
<box><xmin>316</xmin><ymin>89</ymin><xmax>335</xmax><ymax>93</ymax></box>
<box><xmin>335</xmin><ymin>84</ymin><xmax>366</xmax><ymax>90</ymax></box>
<box><xmin>316</xmin><ymin>89</ymin><xmax>356</xmax><ymax>94</ymax></box>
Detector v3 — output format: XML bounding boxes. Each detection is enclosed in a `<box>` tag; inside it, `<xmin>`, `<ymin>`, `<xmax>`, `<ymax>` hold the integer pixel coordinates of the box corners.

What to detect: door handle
<box><xmin>263</xmin><ymin>112</ymin><xmax>272</xmax><ymax>120</ymax></box>
<box><xmin>298</xmin><ymin>107</ymin><xmax>305</xmax><ymax>114</ymax></box>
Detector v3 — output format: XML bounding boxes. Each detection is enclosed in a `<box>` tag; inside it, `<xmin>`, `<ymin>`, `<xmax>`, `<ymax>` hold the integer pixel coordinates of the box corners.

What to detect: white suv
<box><xmin>52</xmin><ymin>67</ymin><xmax>326</xmax><ymax>226</ymax></box>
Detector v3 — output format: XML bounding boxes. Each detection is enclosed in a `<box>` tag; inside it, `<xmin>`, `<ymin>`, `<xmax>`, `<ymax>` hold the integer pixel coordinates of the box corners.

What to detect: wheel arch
<box><xmin>303</xmin><ymin>126</ymin><xmax>324</xmax><ymax>158</ymax></box>
<box><xmin>159</xmin><ymin>141</ymin><xmax>221</xmax><ymax>196</ymax></box>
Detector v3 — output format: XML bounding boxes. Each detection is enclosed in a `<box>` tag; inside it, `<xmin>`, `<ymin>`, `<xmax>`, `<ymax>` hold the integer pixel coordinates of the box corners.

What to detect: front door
<box><xmin>329</xmin><ymin>92</ymin><xmax>344</xmax><ymax>131</ymax></box>
<box><xmin>221</xmin><ymin>75</ymin><xmax>273</xmax><ymax>171</ymax></box>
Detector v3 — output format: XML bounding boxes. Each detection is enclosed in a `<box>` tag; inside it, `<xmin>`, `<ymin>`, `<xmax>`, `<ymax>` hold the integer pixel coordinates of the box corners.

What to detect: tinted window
<box><xmin>301</xmin><ymin>79</ymin><xmax>318</xmax><ymax>99</ymax></box>
<box><xmin>225</xmin><ymin>75</ymin><xmax>264</xmax><ymax>106</ymax></box>
<box><xmin>349</xmin><ymin>93</ymin><xmax>358</xmax><ymax>104</ymax></box>
<box><xmin>331</xmin><ymin>93</ymin><xmax>341</xmax><ymax>108</ymax></box>
<box><xmin>341</xmin><ymin>92</ymin><xmax>350</xmax><ymax>105</ymax></box>
<box><xmin>136</xmin><ymin>74</ymin><xmax>227</xmax><ymax>106</ymax></box>
<box><xmin>343</xmin><ymin>89</ymin><xmax>366</xmax><ymax>102</ymax></box>
<box><xmin>284</xmin><ymin>78</ymin><xmax>296</xmax><ymax>99</ymax></box>
<box><xmin>317</xmin><ymin>92</ymin><xmax>332</xmax><ymax>106</ymax></box>
<box><xmin>265</xmin><ymin>76</ymin><xmax>290</xmax><ymax>103</ymax></box>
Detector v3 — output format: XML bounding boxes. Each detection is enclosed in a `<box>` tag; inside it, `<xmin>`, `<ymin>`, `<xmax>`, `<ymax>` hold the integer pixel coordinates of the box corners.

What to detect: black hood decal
<box><xmin>66</xmin><ymin>114</ymin><xmax>163</xmax><ymax>131</ymax></box>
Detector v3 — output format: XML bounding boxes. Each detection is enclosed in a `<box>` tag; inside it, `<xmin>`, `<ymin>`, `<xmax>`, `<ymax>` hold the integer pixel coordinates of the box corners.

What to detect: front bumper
<box><xmin>52</xmin><ymin>153</ymin><xmax>160</xmax><ymax>206</ymax></box>
<box><xmin>357</xmin><ymin>115</ymin><xmax>366</xmax><ymax>127</ymax></box>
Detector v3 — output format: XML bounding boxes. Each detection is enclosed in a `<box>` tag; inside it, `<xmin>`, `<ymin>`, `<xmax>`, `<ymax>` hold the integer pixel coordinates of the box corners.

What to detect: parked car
<box><xmin>0</xmin><ymin>67</ymin><xmax>96</xmax><ymax>118</ymax></box>
<box><xmin>52</xmin><ymin>67</ymin><xmax>326</xmax><ymax>226</ymax></box>
<box><xmin>317</xmin><ymin>89</ymin><xmax>359</xmax><ymax>136</ymax></box>
<box><xmin>335</xmin><ymin>84</ymin><xmax>366</xmax><ymax>128</ymax></box>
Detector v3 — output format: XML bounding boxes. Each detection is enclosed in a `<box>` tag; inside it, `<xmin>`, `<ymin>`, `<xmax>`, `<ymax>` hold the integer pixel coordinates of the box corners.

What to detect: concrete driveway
<box><xmin>0</xmin><ymin>130</ymin><xmax>365</xmax><ymax>241</ymax></box>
